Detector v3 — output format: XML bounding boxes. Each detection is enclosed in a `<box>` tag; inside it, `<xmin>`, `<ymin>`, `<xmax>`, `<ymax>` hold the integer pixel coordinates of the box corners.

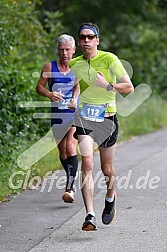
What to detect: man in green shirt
<box><xmin>69</xmin><ymin>22</ymin><xmax>134</xmax><ymax>231</ymax></box>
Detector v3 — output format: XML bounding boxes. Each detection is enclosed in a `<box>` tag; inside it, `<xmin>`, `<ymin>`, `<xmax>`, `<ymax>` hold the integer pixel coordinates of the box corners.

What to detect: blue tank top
<box><xmin>49</xmin><ymin>61</ymin><xmax>76</xmax><ymax>126</ymax></box>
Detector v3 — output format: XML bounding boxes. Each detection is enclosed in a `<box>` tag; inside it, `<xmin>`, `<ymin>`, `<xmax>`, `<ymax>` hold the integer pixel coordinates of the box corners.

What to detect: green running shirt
<box><xmin>70</xmin><ymin>50</ymin><xmax>127</xmax><ymax>112</ymax></box>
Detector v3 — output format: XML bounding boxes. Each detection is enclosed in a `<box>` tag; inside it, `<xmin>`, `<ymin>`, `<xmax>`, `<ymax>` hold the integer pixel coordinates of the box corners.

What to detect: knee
<box><xmin>102</xmin><ymin>163</ymin><xmax>115</xmax><ymax>177</ymax></box>
<box><xmin>82</xmin><ymin>157</ymin><xmax>93</xmax><ymax>174</ymax></box>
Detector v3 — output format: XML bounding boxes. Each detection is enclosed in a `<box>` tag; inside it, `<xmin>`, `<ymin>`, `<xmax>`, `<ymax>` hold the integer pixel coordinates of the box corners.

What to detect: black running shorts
<box><xmin>73</xmin><ymin>113</ymin><xmax>119</xmax><ymax>148</ymax></box>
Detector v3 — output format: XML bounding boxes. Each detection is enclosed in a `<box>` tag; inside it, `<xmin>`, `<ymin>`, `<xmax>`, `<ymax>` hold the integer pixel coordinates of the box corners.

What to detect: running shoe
<box><xmin>82</xmin><ymin>214</ymin><xmax>97</xmax><ymax>231</ymax></box>
<box><xmin>62</xmin><ymin>189</ymin><xmax>75</xmax><ymax>203</ymax></box>
<box><xmin>102</xmin><ymin>192</ymin><xmax>116</xmax><ymax>225</ymax></box>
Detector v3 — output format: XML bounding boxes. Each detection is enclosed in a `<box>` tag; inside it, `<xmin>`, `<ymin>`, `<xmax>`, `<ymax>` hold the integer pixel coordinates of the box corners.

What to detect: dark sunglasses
<box><xmin>78</xmin><ymin>34</ymin><xmax>97</xmax><ymax>40</ymax></box>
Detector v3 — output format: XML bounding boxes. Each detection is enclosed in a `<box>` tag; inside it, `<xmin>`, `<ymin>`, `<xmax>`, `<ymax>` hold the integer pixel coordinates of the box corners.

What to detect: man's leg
<box><xmin>52</xmin><ymin>123</ymin><xmax>77</xmax><ymax>202</ymax></box>
<box><xmin>78</xmin><ymin>134</ymin><xmax>97</xmax><ymax>231</ymax></box>
<box><xmin>59</xmin><ymin>137</ymin><xmax>76</xmax><ymax>203</ymax></box>
<box><xmin>99</xmin><ymin>144</ymin><xmax>117</xmax><ymax>225</ymax></box>
<box><xmin>99</xmin><ymin>144</ymin><xmax>116</xmax><ymax>197</ymax></box>
<box><xmin>57</xmin><ymin>137</ymin><xmax>70</xmax><ymax>192</ymax></box>
<box><xmin>59</xmin><ymin>127</ymin><xmax>78</xmax><ymax>202</ymax></box>
<box><xmin>66</xmin><ymin>127</ymin><xmax>78</xmax><ymax>191</ymax></box>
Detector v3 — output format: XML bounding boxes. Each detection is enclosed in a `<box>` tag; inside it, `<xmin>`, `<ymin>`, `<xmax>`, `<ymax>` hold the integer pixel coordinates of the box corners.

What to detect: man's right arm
<box><xmin>36</xmin><ymin>63</ymin><xmax>64</xmax><ymax>102</ymax></box>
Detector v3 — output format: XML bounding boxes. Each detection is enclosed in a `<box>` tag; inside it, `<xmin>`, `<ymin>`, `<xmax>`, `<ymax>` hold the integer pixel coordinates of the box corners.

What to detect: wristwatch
<box><xmin>106</xmin><ymin>82</ymin><xmax>113</xmax><ymax>91</ymax></box>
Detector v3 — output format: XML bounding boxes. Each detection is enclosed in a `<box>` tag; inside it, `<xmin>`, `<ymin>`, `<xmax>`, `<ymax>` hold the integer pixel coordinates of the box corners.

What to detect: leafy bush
<box><xmin>0</xmin><ymin>0</ymin><xmax>63</xmax><ymax>200</ymax></box>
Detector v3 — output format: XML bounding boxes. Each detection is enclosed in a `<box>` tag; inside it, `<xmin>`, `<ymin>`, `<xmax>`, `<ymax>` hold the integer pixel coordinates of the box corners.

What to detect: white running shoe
<box><xmin>62</xmin><ymin>189</ymin><xmax>75</xmax><ymax>203</ymax></box>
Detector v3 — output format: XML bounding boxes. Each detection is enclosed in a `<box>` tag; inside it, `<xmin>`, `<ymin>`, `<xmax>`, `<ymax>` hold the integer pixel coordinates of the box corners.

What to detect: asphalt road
<box><xmin>0</xmin><ymin>126</ymin><xmax>167</xmax><ymax>252</ymax></box>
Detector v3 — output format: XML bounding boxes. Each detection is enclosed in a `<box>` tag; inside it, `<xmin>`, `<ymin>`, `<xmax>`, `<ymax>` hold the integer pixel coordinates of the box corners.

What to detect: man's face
<box><xmin>78</xmin><ymin>29</ymin><xmax>99</xmax><ymax>53</ymax></box>
<box><xmin>58</xmin><ymin>42</ymin><xmax>76</xmax><ymax>63</ymax></box>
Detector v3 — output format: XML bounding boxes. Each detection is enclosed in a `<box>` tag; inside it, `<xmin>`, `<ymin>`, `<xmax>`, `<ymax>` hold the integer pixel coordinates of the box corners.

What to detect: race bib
<box><xmin>80</xmin><ymin>104</ymin><xmax>105</xmax><ymax>122</ymax></box>
<box><xmin>53</xmin><ymin>83</ymin><xmax>73</xmax><ymax>110</ymax></box>
<box><xmin>58</xmin><ymin>97</ymin><xmax>71</xmax><ymax>110</ymax></box>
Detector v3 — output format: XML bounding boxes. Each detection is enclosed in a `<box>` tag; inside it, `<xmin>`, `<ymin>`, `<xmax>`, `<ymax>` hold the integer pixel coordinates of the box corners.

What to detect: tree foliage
<box><xmin>0</xmin><ymin>0</ymin><xmax>63</xmax><ymax>190</ymax></box>
<box><xmin>59</xmin><ymin>0</ymin><xmax>167</xmax><ymax>97</ymax></box>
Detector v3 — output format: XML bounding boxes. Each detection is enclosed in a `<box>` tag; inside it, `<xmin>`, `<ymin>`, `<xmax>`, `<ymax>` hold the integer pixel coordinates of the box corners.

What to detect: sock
<box><xmin>60</xmin><ymin>157</ymin><xmax>68</xmax><ymax>174</ymax></box>
<box><xmin>66</xmin><ymin>155</ymin><xmax>78</xmax><ymax>190</ymax></box>
<box><xmin>60</xmin><ymin>157</ymin><xmax>70</xmax><ymax>191</ymax></box>
<box><xmin>87</xmin><ymin>212</ymin><xmax>95</xmax><ymax>217</ymax></box>
<box><xmin>105</xmin><ymin>195</ymin><xmax>114</xmax><ymax>203</ymax></box>
<box><xmin>67</xmin><ymin>155</ymin><xmax>78</xmax><ymax>177</ymax></box>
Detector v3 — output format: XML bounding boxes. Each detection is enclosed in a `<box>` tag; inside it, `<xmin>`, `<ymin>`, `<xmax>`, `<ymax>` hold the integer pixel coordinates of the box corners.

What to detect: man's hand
<box><xmin>48</xmin><ymin>91</ymin><xmax>64</xmax><ymax>102</ymax></box>
<box><xmin>68</xmin><ymin>98</ymin><xmax>77</xmax><ymax>111</ymax></box>
<box><xmin>94</xmin><ymin>71</ymin><xmax>108</xmax><ymax>89</ymax></box>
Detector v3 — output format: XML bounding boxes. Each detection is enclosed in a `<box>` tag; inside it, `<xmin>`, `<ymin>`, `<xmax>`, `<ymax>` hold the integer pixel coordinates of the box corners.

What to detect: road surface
<box><xmin>0</xmin><ymin>126</ymin><xmax>167</xmax><ymax>252</ymax></box>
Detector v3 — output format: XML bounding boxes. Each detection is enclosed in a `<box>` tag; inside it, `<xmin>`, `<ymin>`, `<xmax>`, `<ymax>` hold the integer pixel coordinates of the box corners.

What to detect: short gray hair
<box><xmin>57</xmin><ymin>34</ymin><xmax>75</xmax><ymax>48</ymax></box>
